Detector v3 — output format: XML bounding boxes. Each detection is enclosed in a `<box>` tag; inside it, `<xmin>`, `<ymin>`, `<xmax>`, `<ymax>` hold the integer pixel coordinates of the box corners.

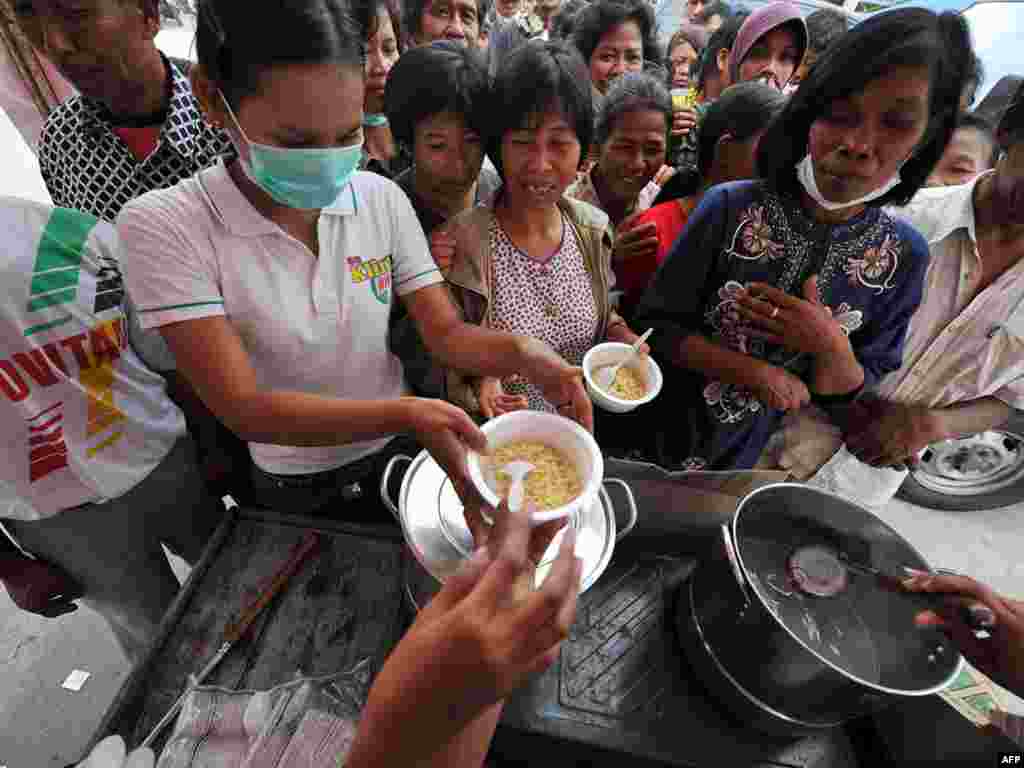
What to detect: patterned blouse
<box><xmin>488</xmin><ymin>214</ymin><xmax>600</xmax><ymax>411</ymax></box>
<box><xmin>630</xmin><ymin>180</ymin><xmax>931</xmax><ymax>471</ymax></box>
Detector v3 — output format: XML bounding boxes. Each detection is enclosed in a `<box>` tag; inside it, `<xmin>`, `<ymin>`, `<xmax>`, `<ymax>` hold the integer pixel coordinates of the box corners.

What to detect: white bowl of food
<box><xmin>466</xmin><ymin>410</ymin><xmax>604</xmax><ymax>525</ymax></box>
<box><xmin>582</xmin><ymin>342</ymin><xmax>663</xmax><ymax>413</ymax></box>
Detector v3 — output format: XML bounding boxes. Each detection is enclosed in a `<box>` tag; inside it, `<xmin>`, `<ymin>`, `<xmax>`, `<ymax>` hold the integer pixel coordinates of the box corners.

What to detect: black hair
<box><xmin>954</xmin><ymin>112</ymin><xmax>999</xmax><ymax>167</ymax></box>
<box><xmin>595</xmin><ymin>71</ymin><xmax>671</xmax><ymax>145</ymax></box>
<box><xmin>570</xmin><ymin>0</ymin><xmax>663</xmax><ymax>72</ymax></box>
<box><xmin>355</xmin><ymin>0</ymin><xmax>404</xmax><ymax>50</ymax></box>
<box><xmin>551</xmin><ymin>0</ymin><xmax>589</xmax><ymax>41</ymax></box>
<box><xmin>756</xmin><ymin>8</ymin><xmax>973</xmax><ymax>208</ymax></box>
<box><xmin>384</xmin><ymin>41</ymin><xmax>489</xmax><ymax>147</ymax></box>
<box><xmin>998</xmin><ymin>80</ymin><xmax>1024</xmax><ymax>146</ymax></box>
<box><xmin>695</xmin><ymin>10</ymin><xmax>747</xmax><ymax>92</ymax></box>
<box><xmin>698</xmin><ymin>81</ymin><xmax>784</xmax><ymax>178</ymax></box>
<box><xmin>403</xmin><ymin>0</ymin><xmax>493</xmax><ymax>44</ymax></box>
<box><xmin>197</xmin><ymin>0</ymin><xmax>364</xmax><ymax>108</ymax></box>
<box><xmin>961</xmin><ymin>50</ymin><xmax>984</xmax><ymax>109</ymax></box>
<box><xmin>487</xmin><ymin>40</ymin><xmax>594</xmax><ymax>178</ymax></box>
<box><xmin>696</xmin><ymin>0</ymin><xmax>731</xmax><ymax>25</ymax></box>
<box><xmin>805</xmin><ymin>8</ymin><xmax>848</xmax><ymax>56</ymax></box>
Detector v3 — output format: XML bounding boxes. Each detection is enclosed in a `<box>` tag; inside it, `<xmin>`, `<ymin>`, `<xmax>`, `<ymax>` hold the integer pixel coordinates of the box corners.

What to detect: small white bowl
<box><xmin>466</xmin><ymin>410</ymin><xmax>604</xmax><ymax>525</ymax></box>
<box><xmin>583</xmin><ymin>342</ymin><xmax>663</xmax><ymax>413</ymax></box>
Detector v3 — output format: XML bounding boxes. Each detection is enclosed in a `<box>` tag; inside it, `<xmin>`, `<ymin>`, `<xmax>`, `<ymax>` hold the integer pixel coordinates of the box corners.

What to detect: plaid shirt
<box><xmin>38</xmin><ymin>57</ymin><xmax>235</xmax><ymax>222</ymax></box>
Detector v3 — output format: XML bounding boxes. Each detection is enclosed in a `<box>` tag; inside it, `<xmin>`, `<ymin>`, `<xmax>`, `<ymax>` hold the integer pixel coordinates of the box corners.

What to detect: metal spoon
<box><xmin>595</xmin><ymin>328</ymin><xmax>653</xmax><ymax>392</ymax></box>
<box><xmin>500</xmin><ymin>461</ymin><xmax>536</xmax><ymax>512</ymax></box>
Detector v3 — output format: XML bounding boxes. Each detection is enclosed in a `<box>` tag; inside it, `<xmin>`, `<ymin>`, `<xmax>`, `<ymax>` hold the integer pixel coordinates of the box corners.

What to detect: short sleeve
<box><xmin>117</xmin><ymin>189</ymin><xmax>225</xmax><ymax>330</ymax></box>
<box><xmin>635</xmin><ymin>184</ymin><xmax>732</xmax><ymax>357</ymax></box>
<box><xmin>386</xmin><ymin>182</ymin><xmax>443</xmax><ymax>297</ymax></box>
<box><xmin>851</xmin><ymin>219</ymin><xmax>931</xmax><ymax>390</ymax></box>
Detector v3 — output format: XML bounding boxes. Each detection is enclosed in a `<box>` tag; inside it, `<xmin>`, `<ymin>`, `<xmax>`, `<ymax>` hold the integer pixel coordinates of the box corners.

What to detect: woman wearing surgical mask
<box><xmin>117</xmin><ymin>0</ymin><xmax>591</xmax><ymax>533</ymax></box>
<box><xmin>629</xmin><ymin>8</ymin><xmax>970</xmax><ymax>471</ymax></box>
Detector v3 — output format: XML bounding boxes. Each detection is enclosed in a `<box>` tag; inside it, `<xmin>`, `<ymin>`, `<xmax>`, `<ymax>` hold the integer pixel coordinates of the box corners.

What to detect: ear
<box><xmin>191</xmin><ymin>65</ymin><xmax>227</xmax><ymax>130</ymax></box>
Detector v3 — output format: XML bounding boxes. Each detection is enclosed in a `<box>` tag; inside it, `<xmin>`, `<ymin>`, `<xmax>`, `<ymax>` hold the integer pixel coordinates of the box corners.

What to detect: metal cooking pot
<box><xmin>380</xmin><ymin>451</ymin><xmax>638</xmax><ymax>612</ymax></box>
<box><xmin>677</xmin><ymin>483</ymin><xmax>964</xmax><ymax>735</ymax></box>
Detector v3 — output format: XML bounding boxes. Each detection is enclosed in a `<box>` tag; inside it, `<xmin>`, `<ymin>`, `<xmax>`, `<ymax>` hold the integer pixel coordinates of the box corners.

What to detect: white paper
<box><xmin>62</xmin><ymin>669</ymin><xmax>91</xmax><ymax>692</ymax></box>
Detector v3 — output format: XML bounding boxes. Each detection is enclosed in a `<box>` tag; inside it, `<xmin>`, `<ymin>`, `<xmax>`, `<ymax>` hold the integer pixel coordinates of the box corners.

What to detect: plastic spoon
<box><xmin>500</xmin><ymin>460</ymin><xmax>535</xmax><ymax>512</ymax></box>
<box><xmin>596</xmin><ymin>328</ymin><xmax>654</xmax><ymax>392</ymax></box>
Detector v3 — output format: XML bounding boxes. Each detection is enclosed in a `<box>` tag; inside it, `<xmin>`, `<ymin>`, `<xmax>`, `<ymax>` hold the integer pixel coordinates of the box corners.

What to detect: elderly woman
<box><xmin>566</xmin><ymin>70</ymin><xmax>673</xmax><ymax>285</ymax></box>
<box><xmin>570</xmin><ymin>0</ymin><xmax>662</xmax><ymax>100</ymax></box>
<box><xmin>442</xmin><ymin>41</ymin><xmax>647</xmax><ymax>420</ymax></box>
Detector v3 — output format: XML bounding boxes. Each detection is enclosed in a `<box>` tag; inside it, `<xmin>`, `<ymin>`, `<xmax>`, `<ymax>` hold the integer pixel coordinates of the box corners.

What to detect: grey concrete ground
<box><xmin>0</xmin><ymin>502</ymin><xmax>1020</xmax><ymax>767</ymax></box>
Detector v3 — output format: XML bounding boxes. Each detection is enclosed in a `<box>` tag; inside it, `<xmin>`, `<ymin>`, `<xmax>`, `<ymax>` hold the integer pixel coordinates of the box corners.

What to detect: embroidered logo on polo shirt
<box><xmin>347</xmin><ymin>255</ymin><xmax>393</xmax><ymax>305</ymax></box>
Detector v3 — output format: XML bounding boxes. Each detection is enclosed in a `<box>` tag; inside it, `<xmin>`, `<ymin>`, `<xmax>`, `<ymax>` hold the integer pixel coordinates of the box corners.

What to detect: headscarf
<box><xmin>727</xmin><ymin>2</ymin><xmax>807</xmax><ymax>85</ymax></box>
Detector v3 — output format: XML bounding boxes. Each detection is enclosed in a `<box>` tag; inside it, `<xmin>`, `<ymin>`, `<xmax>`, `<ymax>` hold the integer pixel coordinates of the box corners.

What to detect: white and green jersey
<box><xmin>0</xmin><ymin>197</ymin><xmax>184</xmax><ymax>520</ymax></box>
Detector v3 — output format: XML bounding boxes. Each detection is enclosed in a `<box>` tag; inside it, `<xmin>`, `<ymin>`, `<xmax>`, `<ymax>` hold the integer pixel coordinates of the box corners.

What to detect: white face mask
<box><xmin>795</xmin><ymin>154</ymin><xmax>902</xmax><ymax>211</ymax></box>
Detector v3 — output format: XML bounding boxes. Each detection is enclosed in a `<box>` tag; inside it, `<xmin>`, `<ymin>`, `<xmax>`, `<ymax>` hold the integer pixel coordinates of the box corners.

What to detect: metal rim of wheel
<box><xmin>911</xmin><ymin>429</ymin><xmax>1024</xmax><ymax>497</ymax></box>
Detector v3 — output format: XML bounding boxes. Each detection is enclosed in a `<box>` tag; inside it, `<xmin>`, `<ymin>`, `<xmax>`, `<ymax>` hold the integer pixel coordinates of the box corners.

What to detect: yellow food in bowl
<box><xmin>489</xmin><ymin>441</ymin><xmax>582</xmax><ymax>512</ymax></box>
<box><xmin>596</xmin><ymin>364</ymin><xmax>647</xmax><ymax>400</ymax></box>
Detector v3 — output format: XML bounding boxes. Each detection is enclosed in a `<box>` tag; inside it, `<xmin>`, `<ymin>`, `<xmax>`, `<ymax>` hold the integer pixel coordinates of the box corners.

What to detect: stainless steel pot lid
<box><xmin>381</xmin><ymin>451</ymin><xmax>636</xmax><ymax>593</ymax></box>
<box><xmin>732</xmin><ymin>484</ymin><xmax>962</xmax><ymax>695</ymax></box>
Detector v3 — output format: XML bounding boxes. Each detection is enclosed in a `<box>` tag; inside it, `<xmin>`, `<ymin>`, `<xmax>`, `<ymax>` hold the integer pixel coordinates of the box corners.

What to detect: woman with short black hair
<box><xmin>570</xmin><ymin>0</ymin><xmax>661</xmax><ymax>98</ymax></box>
<box><xmin>632</xmin><ymin>8</ymin><xmax>972</xmax><ymax>471</ymax></box>
<box><xmin>442</xmin><ymin>41</ymin><xmax>647</xmax><ymax>420</ymax></box>
<box><xmin>566</xmin><ymin>71</ymin><xmax>672</xmax><ymax>231</ymax></box>
<box><xmin>385</xmin><ymin>41</ymin><xmax>499</xmax><ymax>238</ymax></box>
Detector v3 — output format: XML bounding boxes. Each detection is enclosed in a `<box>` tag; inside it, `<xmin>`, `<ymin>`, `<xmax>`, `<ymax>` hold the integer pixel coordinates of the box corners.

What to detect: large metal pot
<box><xmin>677</xmin><ymin>483</ymin><xmax>964</xmax><ymax>735</ymax></box>
<box><xmin>380</xmin><ymin>451</ymin><xmax>638</xmax><ymax>612</ymax></box>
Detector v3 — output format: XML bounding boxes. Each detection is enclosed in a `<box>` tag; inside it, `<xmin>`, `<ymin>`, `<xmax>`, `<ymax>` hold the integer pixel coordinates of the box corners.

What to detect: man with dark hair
<box><xmin>773</xmin><ymin>82</ymin><xmax>1024</xmax><ymax>504</ymax></box>
<box><xmin>405</xmin><ymin>0</ymin><xmax>493</xmax><ymax>48</ymax></box>
<box><xmin>787</xmin><ymin>6</ymin><xmax>847</xmax><ymax>91</ymax></box>
<box><xmin>926</xmin><ymin>112</ymin><xmax>999</xmax><ymax>188</ymax></box>
<box><xmin>32</xmin><ymin>0</ymin><xmax>233</xmax><ymax>222</ymax></box>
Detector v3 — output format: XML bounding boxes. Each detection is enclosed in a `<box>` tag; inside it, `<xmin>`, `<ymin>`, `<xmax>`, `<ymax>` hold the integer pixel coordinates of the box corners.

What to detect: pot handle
<box><xmin>721</xmin><ymin>523</ymin><xmax>753</xmax><ymax>610</ymax></box>
<box><xmin>602</xmin><ymin>478</ymin><xmax>638</xmax><ymax>542</ymax></box>
<box><xmin>379</xmin><ymin>454</ymin><xmax>413</xmax><ymax>524</ymax></box>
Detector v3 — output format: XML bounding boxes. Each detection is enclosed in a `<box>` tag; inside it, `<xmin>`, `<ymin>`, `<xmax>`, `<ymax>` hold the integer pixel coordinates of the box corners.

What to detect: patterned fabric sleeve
<box><xmin>849</xmin><ymin>216</ymin><xmax>931</xmax><ymax>391</ymax></box>
<box><xmin>634</xmin><ymin>184</ymin><xmax>734</xmax><ymax>360</ymax></box>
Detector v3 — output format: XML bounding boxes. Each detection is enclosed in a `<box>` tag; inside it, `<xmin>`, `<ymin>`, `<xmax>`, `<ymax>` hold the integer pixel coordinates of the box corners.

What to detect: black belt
<box><xmin>253</xmin><ymin>437</ymin><xmax>418</xmax><ymax>502</ymax></box>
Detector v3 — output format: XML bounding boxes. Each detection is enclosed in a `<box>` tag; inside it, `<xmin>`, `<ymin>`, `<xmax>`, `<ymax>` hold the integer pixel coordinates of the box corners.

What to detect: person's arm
<box><xmin>403</xmin><ymin>283</ymin><xmax>593</xmax><ymax>430</ymax></box>
<box><xmin>846</xmin><ymin>395</ymin><xmax>1013</xmax><ymax>468</ymax></box>
<box><xmin>158</xmin><ymin>316</ymin><xmax>480</xmax><ymax>448</ymax></box>
<box><xmin>346</xmin><ymin>500</ymin><xmax>582</xmax><ymax>768</ymax></box>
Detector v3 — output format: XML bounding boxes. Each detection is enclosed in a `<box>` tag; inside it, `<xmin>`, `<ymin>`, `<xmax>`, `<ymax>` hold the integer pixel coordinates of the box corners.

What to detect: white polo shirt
<box><xmin>0</xmin><ymin>198</ymin><xmax>185</xmax><ymax>520</ymax></box>
<box><xmin>118</xmin><ymin>163</ymin><xmax>443</xmax><ymax>475</ymax></box>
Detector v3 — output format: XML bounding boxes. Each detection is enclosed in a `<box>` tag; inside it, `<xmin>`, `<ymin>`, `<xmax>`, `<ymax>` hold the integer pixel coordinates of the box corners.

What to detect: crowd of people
<box><xmin>1</xmin><ymin>0</ymin><xmax>1023</xmax><ymax>764</ymax></box>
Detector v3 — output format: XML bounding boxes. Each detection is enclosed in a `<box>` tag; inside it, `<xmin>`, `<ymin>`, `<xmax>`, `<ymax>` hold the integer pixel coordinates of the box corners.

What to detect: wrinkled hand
<box><xmin>519</xmin><ymin>339</ymin><xmax>593</xmax><ymax>433</ymax></box>
<box><xmin>737</xmin><ymin>276</ymin><xmax>849</xmax><ymax>358</ymax></box>
<box><xmin>0</xmin><ymin>555</ymin><xmax>84</xmax><ymax>618</ymax></box>
<box><xmin>750</xmin><ymin>362</ymin><xmax>811</xmax><ymax>412</ymax></box>
<box><xmin>902</xmin><ymin>572</ymin><xmax>1024</xmax><ymax>699</ymax></box>
<box><xmin>384</xmin><ymin>498</ymin><xmax>582</xmax><ymax>722</ymax></box>
<box><xmin>653</xmin><ymin>165</ymin><xmax>677</xmax><ymax>187</ymax></box>
<box><xmin>429</xmin><ymin>227</ymin><xmax>457</xmax><ymax>275</ymax></box>
<box><xmin>671</xmin><ymin>106</ymin><xmax>697</xmax><ymax>137</ymax></box>
<box><xmin>846</xmin><ymin>397</ymin><xmax>943</xmax><ymax>469</ymax></box>
<box><xmin>612</xmin><ymin>216</ymin><xmax>659</xmax><ymax>265</ymax></box>
<box><xmin>475</xmin><ymin>377</ymin><xmax>529</xmax><ymax>420</ymax></box>
<box><xmin>605</xmin><ymin>323</ymin><xmax>652</xmax><ymax>356</ymax></box>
